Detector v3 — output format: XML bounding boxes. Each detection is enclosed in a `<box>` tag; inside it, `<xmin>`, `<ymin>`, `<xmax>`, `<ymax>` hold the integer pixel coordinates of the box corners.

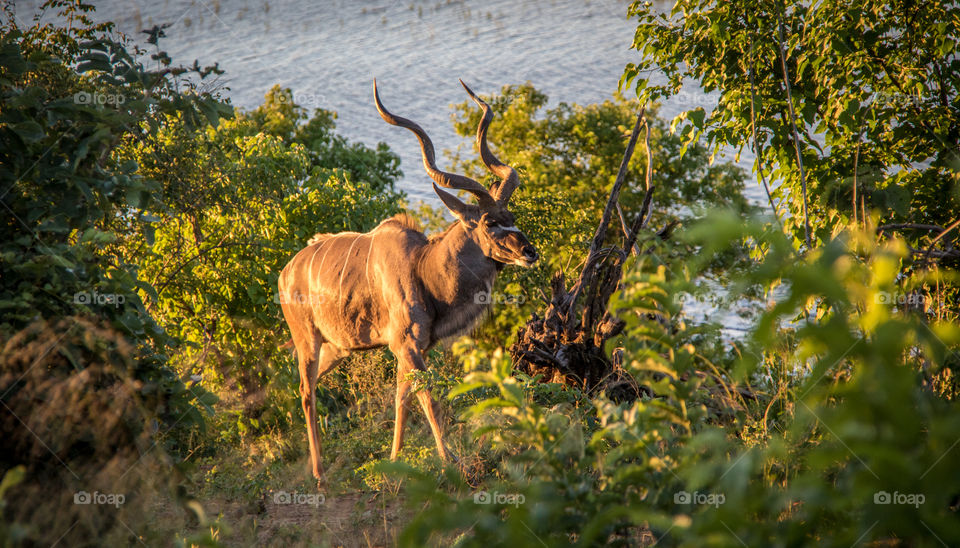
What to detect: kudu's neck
<box><xmin>418</xmin><ymin>222</ymin><xmax>500</xmax><ymax>305</ymax></box>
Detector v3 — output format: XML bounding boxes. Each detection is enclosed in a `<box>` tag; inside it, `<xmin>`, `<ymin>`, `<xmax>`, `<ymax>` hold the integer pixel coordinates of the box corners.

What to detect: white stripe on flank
<box><xmin>310</xmin><ymin>241</ymin><xmax>333</xmax><ymax>304</ymax></box>
<box><xmin>364</xmin><ymin>232</ymin><xmax>376</xmax><ymax>286</ymax></box>
<box><xmin>338</xmin><ymin>235</ymin><xmax>360</xmax><ymax>312</ymax></box>
<box><xmin>306</xmin><ymin>244</ymin><xmax>323</xmax><ymax>301</ymax></box>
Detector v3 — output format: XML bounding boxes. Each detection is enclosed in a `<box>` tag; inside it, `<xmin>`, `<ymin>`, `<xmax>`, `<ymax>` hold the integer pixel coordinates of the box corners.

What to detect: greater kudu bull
<box><xmin>278</xmin><ymin>80</ymin><xmax>538</xmax><ymax>486</ymax></box>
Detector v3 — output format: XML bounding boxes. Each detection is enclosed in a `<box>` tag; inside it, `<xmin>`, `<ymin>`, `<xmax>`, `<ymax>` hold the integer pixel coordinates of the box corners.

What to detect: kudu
<box><xmin>278</xmin><ymin>80</ymin><xmax>538</xmax><ymax>486</ymax></box>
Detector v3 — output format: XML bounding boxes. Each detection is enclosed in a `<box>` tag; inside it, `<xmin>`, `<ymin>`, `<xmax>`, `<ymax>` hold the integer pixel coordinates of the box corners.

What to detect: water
<box><xmin>13</xmin><ymin>0</ymin><xmax>759</xmax><ymax>206</ymax></box>
<box><xmin>12</xmin><ymin>0</ymin><xmax>764</xmax><ymax>337</ymax></box>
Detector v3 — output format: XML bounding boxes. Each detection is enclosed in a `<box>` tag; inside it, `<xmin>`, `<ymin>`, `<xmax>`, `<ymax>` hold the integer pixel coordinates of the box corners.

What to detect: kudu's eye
<box><xmin>485</xmin><ymin>219</ymin><xmax>498</xmax><ymax>228</ymax></box>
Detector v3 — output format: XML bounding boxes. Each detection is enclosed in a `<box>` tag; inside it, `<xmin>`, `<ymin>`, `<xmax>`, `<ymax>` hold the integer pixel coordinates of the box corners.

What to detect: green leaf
<box><xmin>10</xmin><ymin>121</ymin><xmax>45</xmax><ymax>143</ymax></box>
<box><xmin>0</xmin><ymin>42</ymin><xmax>26</xmax><ymax>74</ymax></box>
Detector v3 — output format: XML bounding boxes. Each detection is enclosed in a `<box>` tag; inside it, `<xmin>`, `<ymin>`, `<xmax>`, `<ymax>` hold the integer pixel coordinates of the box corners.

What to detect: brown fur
<box><xmin>384</xmin><ymin>212</ymin><xmax>421</xmax><ymax>231</ymax></box>
<box><xmin>278</xmin><ymin>81</ymin><xmax>539</xmax><ymax>488</ymax></box>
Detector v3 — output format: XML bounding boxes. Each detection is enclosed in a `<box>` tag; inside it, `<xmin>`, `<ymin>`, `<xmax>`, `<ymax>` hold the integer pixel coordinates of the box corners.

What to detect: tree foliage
<box><xmin>449</xmin><ymin>83</ymin><xmax>751</xmax><ymax>237</ymax></box>
<box><xmin>623</xmin><ymin>0</ymin><xmax>960</xmax><ymax>259</ymax></box>
<box><xmin>0</xmin><ymin>0</ymin><xmax>223</xmax><ymax>434</ymax></box>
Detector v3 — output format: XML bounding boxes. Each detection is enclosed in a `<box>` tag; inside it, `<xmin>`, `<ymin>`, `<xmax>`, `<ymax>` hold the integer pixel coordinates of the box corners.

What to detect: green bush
<box><xmin>381</xmin><ymin>215</ymin><xmax>960</xmax><ymax>547</ymax></box>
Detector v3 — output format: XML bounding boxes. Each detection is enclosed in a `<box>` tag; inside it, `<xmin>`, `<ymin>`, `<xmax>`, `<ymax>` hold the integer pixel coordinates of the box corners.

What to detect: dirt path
<box><xmin>255</xmin><ymin>490</ymin><xmax>404</xmax><ymax>547</ymax></box>
<box><xmin>151</xmin><ymin>487</ymin><xmax>406</xmax><ymax>547</ymax></box>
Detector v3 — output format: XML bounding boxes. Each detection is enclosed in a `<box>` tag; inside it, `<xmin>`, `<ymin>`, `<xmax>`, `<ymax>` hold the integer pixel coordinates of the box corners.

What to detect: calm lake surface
<box><xmin>15</xmin><ymin>0</ymin><xmax>755</xmax><ymax>204</ymax></box>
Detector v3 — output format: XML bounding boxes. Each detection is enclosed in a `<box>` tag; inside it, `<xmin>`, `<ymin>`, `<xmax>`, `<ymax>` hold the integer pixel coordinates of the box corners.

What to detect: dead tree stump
<box><xmin>509</xmin><ymin>108</ymin><xmax>661</xmax><ymax>400</ymax></box>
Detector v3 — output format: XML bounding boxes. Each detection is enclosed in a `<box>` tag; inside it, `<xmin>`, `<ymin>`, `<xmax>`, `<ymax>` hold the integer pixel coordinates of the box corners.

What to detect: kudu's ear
<box><xmin>433</xmin><ymin>183</ymin><xmax>473</xmax><ymax>224</ymax></box>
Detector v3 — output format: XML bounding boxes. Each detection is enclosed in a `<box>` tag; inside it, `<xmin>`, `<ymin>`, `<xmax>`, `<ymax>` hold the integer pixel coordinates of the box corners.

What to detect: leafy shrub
<box><xmin>623</xmin><ymin>0</ymin><xmax>960</xmax><ymax>299</ymax></box>
<box><xmin>1</xmin><ymin>0</ymin><xmax>224</xmax><ymax>443</ymax></box>
<box><xmin>381</xmin><ymin>215</ymin><xmax>960</xmax><ymax>547</ymax></box>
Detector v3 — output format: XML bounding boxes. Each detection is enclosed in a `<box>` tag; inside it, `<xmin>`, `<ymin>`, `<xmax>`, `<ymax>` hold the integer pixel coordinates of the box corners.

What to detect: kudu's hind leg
<box><xmin>297</xmin><ymin>340</ymin><xmax>322</xmax><ymax>485</ymax></box>
<box><xmin>299</xmin><ymin>341</ymin><xmax>342</xmax><ymax>489</ymax></box>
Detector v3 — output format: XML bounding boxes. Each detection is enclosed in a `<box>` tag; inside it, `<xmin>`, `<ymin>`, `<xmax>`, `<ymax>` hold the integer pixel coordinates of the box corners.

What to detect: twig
<box><xmin>615</xmin><ymin>113</ymin><xmax>654</xmax><ymax>257</ymax></box>
<box><xmin>643</xmin><ymin>114</ymin><xmax>652</xmax><ymax>192</ymax></box>
<box><xmin>588</xmin><ymin>109</ymin><xmax>646</xmax><ymax>256</ymax></box>
<box><xmin>777</xmin><ymin>3</ymin><xmax>812</xmax><ymax>248</ymax></box>
<box><xmin>852</xmin><ymin>132</ymin><xmax>861</xmax><ymax>228</ymax></box>
<box><xmin>922</xmin><ymin>218</ymin><xmax>960</xmax><ymax>264</ymax></box>
<box><xmin>626</xmin><ymin>186</ymin><xmax>654</xmax><ymax>256</ymax></box>
<box><xmin>746</xmin><ymin>24</ymin><xmax>783</xmax><ymax>229</ymax></box>
<box><xmin>615</xmin><ymin>202</ymin><xmax>641</xmax><ymax>256</ymax></box>
<box><xmin>877</xmin><ymin>223</ymin><xmax>945</xmax><ymax>233</ymax></box>
<box><xmin>567</xmin><ymin>108</ymin><xmax>646</xmax><ymax>312</ymax></box>
<box><xmin>641</xmin><ymin>117</ymin><xmax>654</xmax><ymax>230</ymax></box>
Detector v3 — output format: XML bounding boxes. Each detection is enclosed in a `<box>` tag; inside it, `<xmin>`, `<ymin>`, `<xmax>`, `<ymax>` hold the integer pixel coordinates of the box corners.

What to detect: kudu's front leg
<box><xmin>390</xmin><ymin>344</ymin><xmax>452</xmax><ymax>461</ymax></box>
<box><xmin>391</xmin><ymin>350</ymin><xmax>412</xmax><ymax>460</ymax></box>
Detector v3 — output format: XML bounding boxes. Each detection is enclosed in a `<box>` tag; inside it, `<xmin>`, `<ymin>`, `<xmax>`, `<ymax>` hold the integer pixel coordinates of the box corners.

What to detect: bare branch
<box><xmin>568</xmin><ymin>108</ymin><xmax>646</xmax><ymax>308</ymax></box>
<box><xmin>877</xmin><ymin>224</ymin><xmax>946</xmax><ymax>233</ymax></box>
<box><xmin>777</xmin><ymin>3</ymin><xmax>812</xmax><ymax>248</ymax></box>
